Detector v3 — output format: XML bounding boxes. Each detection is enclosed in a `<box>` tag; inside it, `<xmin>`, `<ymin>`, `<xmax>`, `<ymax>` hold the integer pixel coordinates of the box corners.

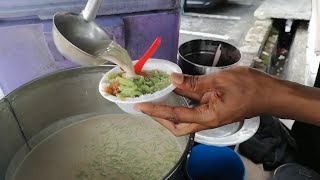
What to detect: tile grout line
<box><xmin>184</xmin><ymin>12</ymin><xmax>241</xmax><ymax>20</ymax></box>
<box><xmin>180</xmin><ymin>29</ymin><xmax>230</xmax><ymax>40</ymax></box>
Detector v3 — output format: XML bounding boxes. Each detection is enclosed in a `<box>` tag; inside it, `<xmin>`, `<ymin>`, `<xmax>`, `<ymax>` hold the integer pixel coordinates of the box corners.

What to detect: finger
<box><xmin>171</xmin><ymin>73</ymin><xmax>212</xmax><ymax>92</ymax></box>
<box><xmin>135</xmin><ymin>103</ymin><xmax>210</xmax><ymax>124</ymax></box>
<box><xmin>174</xmin><ymin>88</ymin><xmax>204</xmax><ymax>102</ymax></box>
<box><xmin>199</xmin><ymin>91</ymin><xmax>215</xmax><ymax>104</ymax></box>
<box><xmin>152</xmin><ymin>116</ymin><xmax>209</xmax><ymax>136</ymax></box>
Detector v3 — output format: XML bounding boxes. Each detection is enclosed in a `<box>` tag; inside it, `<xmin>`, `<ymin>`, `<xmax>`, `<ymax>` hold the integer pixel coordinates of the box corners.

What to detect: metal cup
<box><xmin>177</xmin><ymin>39</ymin><xmax>241</xmax><ymax>75</ymax></box>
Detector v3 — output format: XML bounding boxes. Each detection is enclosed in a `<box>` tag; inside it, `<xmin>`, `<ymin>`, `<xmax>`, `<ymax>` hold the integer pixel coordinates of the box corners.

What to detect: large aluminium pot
<box><xmin>0</xmin><ymin>66</ymin><xmax>194</xmax><ymax>180</ymax></box>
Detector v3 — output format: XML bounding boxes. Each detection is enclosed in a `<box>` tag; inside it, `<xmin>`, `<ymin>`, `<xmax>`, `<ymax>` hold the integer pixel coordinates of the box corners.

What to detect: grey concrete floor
<box><xmin>179</xmin><ymin>0</ymin><xmax>264</xmax><ymax>46</ymax></box>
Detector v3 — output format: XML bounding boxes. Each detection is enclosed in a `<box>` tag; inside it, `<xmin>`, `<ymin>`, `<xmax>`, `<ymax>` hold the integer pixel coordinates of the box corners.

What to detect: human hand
<box><xmin>135</xmin><ymin>67</ymin><xmax>279</xmax><ymax>136</ymax></box>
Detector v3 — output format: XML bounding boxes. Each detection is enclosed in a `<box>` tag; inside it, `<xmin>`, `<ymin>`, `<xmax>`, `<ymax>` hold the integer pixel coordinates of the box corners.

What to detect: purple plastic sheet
<box><xmin>0</xmin><ymin>10</ymin><xmax>180</xmax><ymax>95</ymax></box>
<box><xmin>0</xmin><ymin>24</ymin><xmax>76</xmax><ymax>94</ymax></box>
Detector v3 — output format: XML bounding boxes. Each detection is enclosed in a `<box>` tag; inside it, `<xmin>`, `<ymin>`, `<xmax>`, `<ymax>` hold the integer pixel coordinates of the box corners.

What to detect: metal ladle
<box><xmin>53</xmin><ymin>0</ymin><xmax>114</xmax><ymax>66</ymax></box>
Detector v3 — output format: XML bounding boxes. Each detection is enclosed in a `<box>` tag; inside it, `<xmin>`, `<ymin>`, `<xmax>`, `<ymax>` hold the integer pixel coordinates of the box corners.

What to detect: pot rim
<box><xmin>3</xmin><ymin>66</ymin><xmax>195</xmax><ymax>179</ymax></box>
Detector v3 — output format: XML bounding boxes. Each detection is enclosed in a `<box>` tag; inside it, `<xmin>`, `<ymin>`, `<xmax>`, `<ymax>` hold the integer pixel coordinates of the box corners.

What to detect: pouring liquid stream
<box><xmin>93</xmin><ymin>41</ymin><xmax>136</xmax><ymax>78</ymax></box>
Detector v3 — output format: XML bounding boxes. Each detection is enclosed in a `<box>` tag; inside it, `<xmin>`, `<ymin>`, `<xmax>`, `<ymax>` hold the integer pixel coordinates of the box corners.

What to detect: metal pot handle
<box><xmin>81</xmin><ymin>0</ymin><xmax>103</xmax><ymax>21</ymax></box>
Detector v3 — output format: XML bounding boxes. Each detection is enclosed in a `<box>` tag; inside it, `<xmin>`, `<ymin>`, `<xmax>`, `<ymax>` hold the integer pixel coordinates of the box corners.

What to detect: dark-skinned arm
<box><xmin>135</xmin><ymin>67</ymin><xmax>320</xmax><ymax>136</ymax></box>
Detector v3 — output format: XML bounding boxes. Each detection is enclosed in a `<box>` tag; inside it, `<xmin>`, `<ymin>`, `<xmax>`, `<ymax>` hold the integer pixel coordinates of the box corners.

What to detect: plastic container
<box><xmin>187</xmin><ymin>144</ymin><xmax>245</xmax><ymax>180</ymax></box>
<box><xmin>99</xmin><ymin>59</ymin><xmax>182</xmax><ymax>114</ymax></box>
<box><xmin>273</xmin><ymin>163</ymin><xmax>320</xmax><ymax>180</ymax></box>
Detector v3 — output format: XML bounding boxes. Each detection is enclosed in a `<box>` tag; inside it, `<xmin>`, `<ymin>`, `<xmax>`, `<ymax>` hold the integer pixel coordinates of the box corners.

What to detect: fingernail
<box><xmin>134</xmin><ymin>104</ymin><xmax>142</xmax><ymax>112</ymax></box>
<box><xmin>171</xmin><ymin>73</ymin><xmax>184</xmax><ymax>84</ymax></box>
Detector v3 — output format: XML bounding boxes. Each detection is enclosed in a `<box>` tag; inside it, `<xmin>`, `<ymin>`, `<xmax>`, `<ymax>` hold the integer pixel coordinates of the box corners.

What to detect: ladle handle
<box><xmin>81</xmin><ymin>0</ymin><xmax>103</xmax><ymax>21</ymax></box>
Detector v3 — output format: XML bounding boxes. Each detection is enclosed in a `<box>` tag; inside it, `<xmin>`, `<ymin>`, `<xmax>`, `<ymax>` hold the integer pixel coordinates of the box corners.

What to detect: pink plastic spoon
<box><xmin>134</xmin><ymin>37</ymin><xmax>162</xmax><ymax>74</ymax></box>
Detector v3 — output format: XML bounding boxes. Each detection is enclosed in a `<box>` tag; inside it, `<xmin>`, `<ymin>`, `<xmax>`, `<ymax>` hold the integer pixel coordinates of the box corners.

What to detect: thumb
<box><xmin>171</xmin><ymin>73</ymin><xmax>210</xmax><ymax>92</ymax></box>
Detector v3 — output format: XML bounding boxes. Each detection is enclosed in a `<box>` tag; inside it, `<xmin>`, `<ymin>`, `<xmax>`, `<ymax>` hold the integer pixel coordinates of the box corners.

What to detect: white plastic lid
<box><xmin>195</xmin><ymin>117</ymin><xmax>260</xmax><ymax>147</ymax></box>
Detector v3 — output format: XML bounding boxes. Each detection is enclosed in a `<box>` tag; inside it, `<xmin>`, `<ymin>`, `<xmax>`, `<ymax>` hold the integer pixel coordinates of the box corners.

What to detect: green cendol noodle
<box><xmin>13</xmin><ymin>115</ymin><xmax>183</xmax><ymax>180</ymax></box>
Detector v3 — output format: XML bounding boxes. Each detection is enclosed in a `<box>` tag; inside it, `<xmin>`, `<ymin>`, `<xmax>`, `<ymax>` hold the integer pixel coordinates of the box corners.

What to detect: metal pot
<box><xmin>0</xmin><ymin>66</ymin><xmax>194</xmax><ymax>180</ymax></box>
<box><xmin>177</xmin><ymin>39</ymin><xmax>241</xmax><ymax>75</ymax></box>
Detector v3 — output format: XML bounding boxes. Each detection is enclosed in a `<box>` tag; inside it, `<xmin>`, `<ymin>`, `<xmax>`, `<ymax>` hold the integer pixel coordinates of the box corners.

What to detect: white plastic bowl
<box><xmin>99</xmin><ymin>59</ymin><xmax>182</xmax><ymax>114</ymax></box>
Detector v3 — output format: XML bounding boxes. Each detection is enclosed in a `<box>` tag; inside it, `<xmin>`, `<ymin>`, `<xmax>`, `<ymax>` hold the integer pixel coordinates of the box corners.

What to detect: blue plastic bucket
<box><xmin>187</xmin><ymin>144</ymin><xmax>245</xmax><ymax>180</ymax></box>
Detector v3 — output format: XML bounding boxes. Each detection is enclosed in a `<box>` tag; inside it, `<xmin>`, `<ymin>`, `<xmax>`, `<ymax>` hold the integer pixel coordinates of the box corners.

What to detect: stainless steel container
<box><xmin>0</xmin><ymin>66</ymin><xmax>193</xmax><ymax>180</ymax></box>
<box><xmin>177</xmin><ymin>39</ymin><xmax>241</xmax><ymax>75</ymax></box>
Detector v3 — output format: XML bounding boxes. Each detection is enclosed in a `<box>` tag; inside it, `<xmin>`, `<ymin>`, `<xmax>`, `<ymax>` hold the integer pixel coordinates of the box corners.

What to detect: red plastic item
<box><xmin>134</xmin><ymin>37</ymin><xmax>162</xmax><ymax>74</ymax></box>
